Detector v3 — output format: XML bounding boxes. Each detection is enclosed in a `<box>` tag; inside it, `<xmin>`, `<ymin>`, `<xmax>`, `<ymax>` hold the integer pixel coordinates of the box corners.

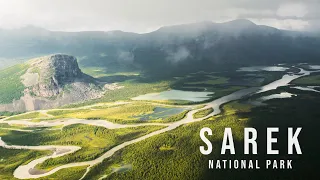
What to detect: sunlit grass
<box><xmin>48</xmin><ymin>102</ymin><xmax>155</xmax><ymax>122</ymax></box>
<box><xmin>84</xmin><ymin>101</ymin><xmax>251</xmax><ymax>179</ymax></box>
<box><xmin>7</xmin><ymin>112</ymin><xmax>50</xmax><ymax>120</ymax></box>
<box><xmin>0</xmin><ymin>124</ymin><xmax>164</xmax><ymax>171</ymax></box>
<box><xmin>0</xmin><ymin>64</ymin><xmax>28</xmax><ymax>104</ymax></box>
<box><xmin>193</xmin><ymin>108</ymin><xmax>213</xmax><ymax>119</ymax></box>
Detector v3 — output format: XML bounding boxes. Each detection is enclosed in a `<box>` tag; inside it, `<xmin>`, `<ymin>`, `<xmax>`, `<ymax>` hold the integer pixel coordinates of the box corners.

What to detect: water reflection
<box><xmin>309</xmin><ymin>65</ymin><xmax>320</xmax><ymax>70</ymax></box>
<box><xmin>132</xmin><ymin>90</ymin><xmax>214</xmax><ymax>102</ymax></box>
<box><xmin>257</xmin><ymin>68</ymin><xmax>310</xmax><ymax>93</ymax></box>
<box><xmin>292</xmin><ymin>86</ymin><xmax>320</xmax><ymax>93</ymax></box>
<box><xmin>237</xmin><ymin>66</ymin><xmax>289</xmax><ymax>72</ymax></box>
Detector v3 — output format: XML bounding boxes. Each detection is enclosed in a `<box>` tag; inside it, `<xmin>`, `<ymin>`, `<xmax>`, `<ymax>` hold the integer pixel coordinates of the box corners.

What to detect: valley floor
<box><xmin>0</xmin><ymin>65</ymin><xmax>320</xmax><ymax>179</ymax></box>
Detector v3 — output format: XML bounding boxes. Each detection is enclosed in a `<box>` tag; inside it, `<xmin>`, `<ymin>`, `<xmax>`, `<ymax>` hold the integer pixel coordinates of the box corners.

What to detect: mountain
<box><xmin>134</xmin><ymin>20</ymin><xmax>320</xmax><ymax>77</ymax></box>
<box><xmin>0</xmin><ymin>54</ymin><xmax>105</xmax><ymax>112</ymax></box>
<box><xmin>1</xmin><ymin>19</ymin><xmax>320</xmax><ymax>77</ymax></box>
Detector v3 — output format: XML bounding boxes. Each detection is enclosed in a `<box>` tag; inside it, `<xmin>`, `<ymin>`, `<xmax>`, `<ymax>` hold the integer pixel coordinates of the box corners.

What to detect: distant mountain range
<box><xmin>1</xmin><ymin>19</ymin><xmax>320</xmax><ymax>77</ymax></box>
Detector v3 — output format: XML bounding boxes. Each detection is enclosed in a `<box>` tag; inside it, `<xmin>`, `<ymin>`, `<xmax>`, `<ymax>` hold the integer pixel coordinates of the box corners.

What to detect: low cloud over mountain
<box><xmin>0</xmin><ymin>19</ymin><xmax>320</xmax><ymax>77</ymax></box>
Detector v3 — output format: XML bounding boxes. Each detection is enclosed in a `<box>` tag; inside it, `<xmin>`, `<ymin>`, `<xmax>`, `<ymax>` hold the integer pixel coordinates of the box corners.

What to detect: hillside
<box><xmin>0</xmin><ymin>20</ymin><xmax>320</xmax><ymax>77</ymax></box>
<box><xmin>0</xmin><ymin>54</ymin><xmax>105</xmax><ymax>112</ymax></box>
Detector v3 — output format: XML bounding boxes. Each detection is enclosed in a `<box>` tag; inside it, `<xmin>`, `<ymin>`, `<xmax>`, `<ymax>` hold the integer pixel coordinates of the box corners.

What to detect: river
<box><xmin>0</xmin><ymin>67</ymin><xmax>317</xmax><ymax>179</ymax></box>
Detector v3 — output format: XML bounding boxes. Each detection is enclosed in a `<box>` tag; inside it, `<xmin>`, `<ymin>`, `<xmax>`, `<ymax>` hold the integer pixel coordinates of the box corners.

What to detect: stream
<box><xmin>0</xmin><ymin>67</ymin><xmax>317</xmax><ymax>179</ymax></box>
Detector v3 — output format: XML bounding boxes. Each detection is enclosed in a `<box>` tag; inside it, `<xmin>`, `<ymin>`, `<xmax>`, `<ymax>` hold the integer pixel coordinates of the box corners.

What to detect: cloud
<box><xmin>166</xmin><ymin>47</ymin><xmax>191</xmax><ymax>63</ymax></box>
<box><xmin>117</xmin><ymin>51</ymin><xmax>134</xmax><ymax>63</ymax></box>
<box><xmin>235</xmin><ymin>1</ymin><xmax>320</xmax><ymax>31</ymax></box>
<box><xmin>0</xmin><ymin>0</ymin><xmax>319</xmax><ymax>32</ymax></box>
<box><xmin>276</xmin><ymin>3</ymin><xmax>307</xmax><ymax>18</ymax></box>
<box><xmin>249</xmin><ymin>18</ymin><xmax>310</xmax><ymax>31</ymax></box>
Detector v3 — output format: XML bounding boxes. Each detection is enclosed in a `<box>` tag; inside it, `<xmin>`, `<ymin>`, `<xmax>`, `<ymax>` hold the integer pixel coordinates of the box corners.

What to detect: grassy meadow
<box><xmin>7</xmin><ymin>112</ymin><xmax>50</xmax><ymax>120</ymax></box>
<box><xmin>0</xmin><ymin>64</ymin><xmax>28</xmax><ymax>104</ymax></box>
<box><xmin>0</xmin><ymin>124</ymin><xmax>164</xmax><ymax>171</ymax></box>
<box><xmin>83</xmin><ymin>89</ymin><xmax>320</xmax><ymax>180</ymax></box>
<box><xmin>193</xmin><ymin>108</ymin><xmax>214</xmax><ymax>119</ymax></box>
<box><xmin>2</xmin><ymin>63</ymin><xmax>312</xmax><ymax>180</ymax></box>
<box><xmin>83</xmin><ymin>101</ymin><xmax>248</xmax><ymax>180</ymax></box>
<box><xmin>292</xmin><ymin>73</ymin><xmax>320</xmax><ymax>85</ymax></box>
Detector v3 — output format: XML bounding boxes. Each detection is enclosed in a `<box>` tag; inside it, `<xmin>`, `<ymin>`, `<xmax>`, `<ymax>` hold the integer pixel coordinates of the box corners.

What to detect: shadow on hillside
<box><xmin>203</xmin><ymin>90</ymin><xmax>320</xmax><ymax>180</ymax></box>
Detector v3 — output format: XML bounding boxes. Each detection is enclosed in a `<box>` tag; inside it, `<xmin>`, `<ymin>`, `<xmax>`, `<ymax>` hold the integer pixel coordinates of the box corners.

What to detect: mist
<box><xmin>0</xmin><ymin>0</ymin><xmax>320</xmax><ymax>33</ymax></box>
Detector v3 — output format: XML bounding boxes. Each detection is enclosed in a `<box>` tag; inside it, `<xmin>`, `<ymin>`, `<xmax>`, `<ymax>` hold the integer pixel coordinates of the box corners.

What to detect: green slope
<box><xmin>0</xmin><ymin>64</ymin><xmax>28</xmax><ymax>104</ymax></box>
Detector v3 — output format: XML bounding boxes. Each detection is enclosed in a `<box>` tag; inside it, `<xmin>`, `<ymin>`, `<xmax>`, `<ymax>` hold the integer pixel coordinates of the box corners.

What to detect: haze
<box><xmin>0</xmin><ymin>0</ymin><xmax>319</xmax><ymax>33</ymax></box>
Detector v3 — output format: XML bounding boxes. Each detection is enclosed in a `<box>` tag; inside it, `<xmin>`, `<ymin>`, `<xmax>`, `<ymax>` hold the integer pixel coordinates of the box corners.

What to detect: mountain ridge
<box><xmin>0</xmin><ymin>19</ymin><xmax>302</xmax><ymax>34</ymax></box>
<box><xmin>0</xmin><ymin>19</ymin><xmax>320</xmax><ymax>78</ymax></box>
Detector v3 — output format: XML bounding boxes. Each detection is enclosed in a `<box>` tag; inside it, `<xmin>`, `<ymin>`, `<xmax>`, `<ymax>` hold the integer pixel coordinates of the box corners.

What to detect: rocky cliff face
<box><xmin>0</xmin><ymin>54</ymin><xmax>105</xmax><ymax>112</ymax></box>
<box><xmin>42</xmin><ymin>54</ymin><xmax>82</xmax><ymax>82</ymax></box>
<box><xmin>26</xmin><ymin>54</ymin><xmax>83</xmax><ymax>97</ymax></box>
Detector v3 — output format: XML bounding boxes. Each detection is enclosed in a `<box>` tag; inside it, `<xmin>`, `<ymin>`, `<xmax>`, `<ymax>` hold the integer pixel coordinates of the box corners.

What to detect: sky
<box><xmin>0</xmin><ymin>0</ymin><xmax>319</xmax><ymax>33</ymax></box>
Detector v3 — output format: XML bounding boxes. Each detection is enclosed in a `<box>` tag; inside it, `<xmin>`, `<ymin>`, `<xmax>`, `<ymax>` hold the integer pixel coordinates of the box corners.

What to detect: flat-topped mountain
<box><xmin>24</xmin><ymin>54</ymin><xmax>84</xmax><ymax>97</ymax></box>
<box><xmin>34</xmin><ymin>54</ymin><xmax>82</xmax><ymax>83</ymax></box>
<box><xmin>0</xmin><ymin>54</ymin><xmax>105</xmax><ymax>112</ymax></box>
